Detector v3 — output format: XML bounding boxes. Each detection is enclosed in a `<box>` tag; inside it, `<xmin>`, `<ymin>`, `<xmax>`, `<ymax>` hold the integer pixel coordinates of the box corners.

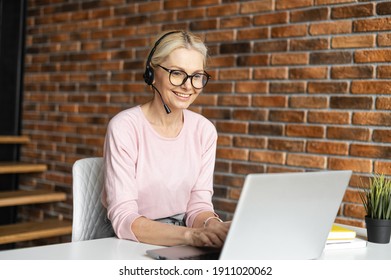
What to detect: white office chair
<box><xmin>72</xmin><ymin>157</ymin><xmax>115</xmax><ymax>242</ymax></box>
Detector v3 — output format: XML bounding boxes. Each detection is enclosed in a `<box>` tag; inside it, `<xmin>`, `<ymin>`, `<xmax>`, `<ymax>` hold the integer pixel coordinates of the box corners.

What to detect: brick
<box><xmin>286</xmin><ymin>124</ymin><xmax>325</xmax><ymax>138</ymax></box>
<box><xmin>240</xmin><ymin>0</ymin><xmax>273</xmax><ymax>14</ymax></box>
<box><xmin>217</xmin><ymin>147</ymin><xmax>248</xmax><ymax>161</ymax></box>
<box><xmin>269</xmin><ymin>110</ymin><xmax>305</xmax><ymax>123</ymax></box>
<box><xmin>207</xmin><ymin>3</ymin><xmax>239</xmax><ymax>17</ymax></box>
<box><xmin>291</xmin><ymin>8</ymin><xmax>328</xmax><ymax>23</ymax></box>
<box><xmin>237</xmin><ymin>27</ymin><xmax>269</xmax><ymax>40</ymax></box>
<box><xmin>350</xmin><ymin>144</ymin><xmax>391</xmax><ymax>158</ymax></box>
<box><xmin>276</xmin><ymin>0</ymin><xmax>313</xmax><ymax>10</ymax></box>
<box><xmin>164</xmin><ymin>0</ymin><xmax>189</xmax><ymax>9</ymax></box>
<box><xmin>351</xmin><ymin>81</ymin><xmax>391</xmax><ymax>94</ymax></box>
<box><xmin>220</xmin><ymin>42</ymin><xmax>251</xmax><ymax>54</ymax></box>
<box><xmin>218</xmin><ymin>95</ymin><xmax>251</xmax><ymax>107</ymax></box>
<box><xmin>307</xmin><ymin>141</ymin><xmax>349</xmax><ymax>156</ymax></box>
<box><xmin>267</xmin><ymin>166</ymin><xmax>304</xmax><ymax>173</ymax></box>
<box><xmin>250</xmin><ymin>150</ymin><xmax>285</xmax><ymax>165</ymax></box>
<box><xmin>253</xmin><ymin>67</ymin><xmax>288</xmax><ymax>79</ymax></box>
<box><xmin>253</xmin><ymin>12</ymin><xmax>288</xmax><ymax>26</ymax></box>
<box><xmin>190</xmin><ymin>19</ymin><xmax>218</xmax><ymax>31</ymax></box>
<box><xmin>271</xmin><ymin>53</ymin><xmax>309</xmax><ymax>65</ymax></box>
<box><xmin>290</xmin><ymin>38</ymin><xmax>329</xmax><ymax>51</ymax></box>
<box><xmin>217</xmin><ymin>135</ymin><xmax>232</xmax><ymax>147</ymax></box>
<box><xmin>270</xmin><ymin>82</ymin><xmax>306</xmax><ymax>93</ymax></box>
<box><xmin>377</xmin><ymin>2</ymin><xmax>391</xmax><ymax>15</ymax></box>
<box><xmin>315</xmin><ymin>0</ymin><xmax>357</xmax><ymax>5</ymax></box>
<box><xmin>331</xmin><ymin>65</ymin><xmax>374</xmax><ymax>79</ymax></box>
<box><xmin>177</xmin><ymin>8</ymin><xmax>205</xmax><ymax>20</ymax></box>
<box><xmin>327</xmin><ymin>127</ymin><xmax>370</xmax><ymax>141</ymax></box>
<box><xmin>268</xmin><ymin>138</ymin><xmax>305</xmax><ymax>152</ymax></box>
<box><xmin>308</xmin><ymin>111</ymin><xmax>350</xmax><ymax>124</ymax></box>
<box><xmin>353</xmin><ymin>112</ymin><xmax>391</xmax><ymax>126</ymax></box>
<box><xmin>232</xmin><ymin>162</ymin><xmax>265</xmax><ymax>175</ymax></box>
<box><xmin>228</xmin><ymin>188</ymin><xmax>241</xmax><ymax>201</ymax></box>
<box><xmin>328</xmin><ymin>157</ymin><xmax>372</xmax><ymax>173</ymax></box>
<box><xmin>354</xmin><ymin>18</ymin><xmax>391</xmax><ymax>32</ymax></box>
<box><xmin>309</xmin><ymin>21</ymin><xmax>352</xmax><ymax>35</ymax></box>
<box><xmin>355</xmin><ymin>49</ymin><xmax>391</xmax><ymax>63</ymax></box>
<box><xmin>233</xmin><ymin>109</ymin><xmax>267</xmax><ymax>121</ymax></box>
<box><xmin>249</xmin><ymin>123</ymin><xmax>284</xmax><ymax>136</ymax></box>
<box><xmin>331</xmin><ymin>3</ymin><xmax>374</xmax><ymax>19</ymax></box>
<box><xmin>203</xmin><ymin>108</ymin><xmax>230</xmax><ymax>120</ymax></box>
<box><xmin>374</xmin><ymin>161</ymin><xmax>391</xmax><ymax>175</ymax></box>
<box><xmin>253</xmin><ymin>96</ymin><xmax>287</xmax><ymax>107</ymax></box>
<box><xmin>254</xmin><ymin>40</ymin><xmax>288</xmax><ymax>52</ymax></box>
<box><xmin>193</xmin><ymin>95</ymin><xmax>218</xmax><ymax>106</ymax></box>
<box><xmin>286</xmin><ymin>154</ymin><xmax>326</xmax><ymax>169</ymax></box>
<box><xmin>237</xmin><ymin>55</ymin><xmax>269</xmax><ymax>66</ymax></box>
<box><xmin>205</xmin><ymin>30</ymin><xmax>233</xmax><ymax>42</ymax></box>
<box><xmin>114</xmin><ymin>6</ymin><xmax>136</xmax><ymax>16</ymax></box>
<box><xmin>191</xmin><ymin>0</ymin><xmax>219</xmax><ymax>7</ymax></box>
<box><xmin>233</xmin><ymin>136</ymin><xmax>266</xmax><ymax>149</ymax></box>
<box><xmin>343</xmin><ymin>204</ymin><xmax>366</xmax><ymax>219</ymax></box>
<box><xmin>213</xmin><ymin>199</ymin><xmax>237</xmax><ymax>213</ymax></box>
<box><xmin>332</xmin><ymin>34</ymin><xmax>375</xmax><ymax>48</ymax></box>
<box><xmin>376</xmin><ymin>97</ymin><xmax>391</xmax><ymax>110</ymax></box>
<box><xmin>378</xmin><ymin>65</ymin><xmax>391</xmax><ymax>78</ymax></box>
<box><xmin>290</xmin><ymin>96</ymin><xmax>328</xmax><ymax>109</ymax></box>
<box><xmin>308</xmin><ymin>82</ymin><xmax>349</xmax><ymax>94</ymax></box>
<box><xmin>377</xmin><ymin>33</ymin><xmax>391</xmax><ymax>46</ymax></box>
<box><xmin>373</xmin><ymin>129</ymin><xmax>391</xmax><ymax>143</ymax></box>
<box><xmin>216</xmin><ymin>121</ymin><xmax>248</xmax><ymax>134</ymax></box>
<box><xmin>271</xmin><ymin>24</ymin><xmax>307</xmax><ymax>38</ymax></box>
<box><xmin>209</xmin><ymin>55</ymin><xmax>235</xmax><ymax>67</ymax></box>
<box><xmin>289</xmin><ymin>67</ymin><xmax>328</xmax><ymax>79</ymax></box>
<box><xmin>235</xmin><ymin>81</ymin><xmax>268</xmax><ymax>93</ymax></box>
<box><xmin>330</xmin><ymin>96</ymin><xmax>373</xmax><ymax>110</ymax></box>
<box><xmin>310</xmin><ymin>51</ymin><xmax>352</xmax><ymax>65</ymax></box>
<box><xmin>343</xmin><ymin>189</ymin><xmax>362</xmax><ymax>204</ymax></box>
<box><xmin>221</xmin><ymin>16</ymin><xmax>251</xmax><ymax>29</ymax></box>
<box><xmin>219</xmin><ymin>69</ymin><xmax>250</xmax><ymax>80</ymax></box>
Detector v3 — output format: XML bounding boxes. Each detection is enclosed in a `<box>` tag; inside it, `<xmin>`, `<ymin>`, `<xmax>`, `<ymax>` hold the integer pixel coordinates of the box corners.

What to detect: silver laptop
<box><xmin>147</xmin><ymin>170</ymin><xmax>352</xmax><ymax>260</ymax></box>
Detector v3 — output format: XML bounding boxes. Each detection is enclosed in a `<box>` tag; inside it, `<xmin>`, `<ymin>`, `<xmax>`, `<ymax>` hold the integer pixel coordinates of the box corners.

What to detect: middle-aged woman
<box><xmin>102</xmin><ymin>30</ymin><xmax>230</xmax><ymax>248</ymax></box>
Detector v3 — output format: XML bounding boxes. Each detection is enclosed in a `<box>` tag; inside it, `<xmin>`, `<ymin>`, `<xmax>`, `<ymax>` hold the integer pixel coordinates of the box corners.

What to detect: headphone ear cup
<box><xmin>143</xmin><ymin>65</ymin><xmax>154</xmax><ymax>85</ymax></box>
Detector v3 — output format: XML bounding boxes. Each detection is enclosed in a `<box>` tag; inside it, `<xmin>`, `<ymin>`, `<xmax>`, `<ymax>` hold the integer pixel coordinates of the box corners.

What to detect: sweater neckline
<box><xmin>137</xmin><ymin>105</ymin><xmax>186</xmax><ymax>141</ymax></box>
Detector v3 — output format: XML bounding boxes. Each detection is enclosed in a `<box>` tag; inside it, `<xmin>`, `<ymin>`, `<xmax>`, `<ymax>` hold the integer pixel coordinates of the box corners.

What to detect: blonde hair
<box><xmin>149</xmin><ymin>30</ymin><xmax>208</xmax><ymax>69</ymax></box>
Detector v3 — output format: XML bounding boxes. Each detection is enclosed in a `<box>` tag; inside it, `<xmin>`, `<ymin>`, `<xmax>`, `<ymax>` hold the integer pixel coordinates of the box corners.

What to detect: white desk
<box><xmin>0</xmin><ymin>225</ymin><xmax>390</xmax><ymax>260</ymax></box>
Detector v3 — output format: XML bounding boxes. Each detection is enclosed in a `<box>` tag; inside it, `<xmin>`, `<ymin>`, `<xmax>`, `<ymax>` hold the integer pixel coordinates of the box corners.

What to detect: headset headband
<box><xmin>143</xmin><ymin>31</ymin><xmax>182</xmax><ymax>85</ymax></box>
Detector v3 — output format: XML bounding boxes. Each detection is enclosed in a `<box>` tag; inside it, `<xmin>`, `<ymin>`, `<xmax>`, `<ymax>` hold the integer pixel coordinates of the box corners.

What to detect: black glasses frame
<box><xmin>157</xmin><ymin>65</ymin><xmax>211</xmax><ymax>89</ymax></box>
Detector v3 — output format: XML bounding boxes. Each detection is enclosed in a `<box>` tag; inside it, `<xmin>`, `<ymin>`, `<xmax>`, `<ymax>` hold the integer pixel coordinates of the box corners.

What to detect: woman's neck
<box><xmin>141</xmin><ymin>100</ymin><xmax>184</xmax><ymax>138</ymax></box>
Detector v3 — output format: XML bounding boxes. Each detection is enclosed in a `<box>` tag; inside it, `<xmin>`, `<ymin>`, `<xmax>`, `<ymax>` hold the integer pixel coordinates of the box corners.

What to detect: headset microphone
<box><xmin>143</xmin><ymin>31</ymin><xmax>182</xmax><ymax>114</ymax></box>
<box><xmin>152</xmin><ymin>85</ymin><xmax>171</xmax><ymax>114</ymax></box>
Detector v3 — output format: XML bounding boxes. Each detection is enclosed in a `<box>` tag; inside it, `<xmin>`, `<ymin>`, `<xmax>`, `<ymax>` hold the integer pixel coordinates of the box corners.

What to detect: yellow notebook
<box><xmin>327</xmin><ymin>224</ymin><xmax>356</xmax><ymax>240</ymax></box>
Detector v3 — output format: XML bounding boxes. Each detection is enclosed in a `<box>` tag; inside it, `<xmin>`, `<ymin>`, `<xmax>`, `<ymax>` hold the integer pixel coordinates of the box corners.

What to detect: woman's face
<box><xmin>154</xmin><ymin>47</ymin><xmax>205</xmax><ymax>112</ymax></box>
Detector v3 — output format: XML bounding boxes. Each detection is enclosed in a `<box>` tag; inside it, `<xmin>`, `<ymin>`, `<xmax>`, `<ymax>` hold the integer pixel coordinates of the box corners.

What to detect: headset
<box><xmin>143</xmin><ymin>30</ymin><xmax>182</xmax><ymax>86</ymax></box>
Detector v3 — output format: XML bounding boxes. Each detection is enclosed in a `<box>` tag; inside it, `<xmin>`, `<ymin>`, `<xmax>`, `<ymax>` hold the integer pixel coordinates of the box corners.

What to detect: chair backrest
<box><xmin>72</xmin><ymin>157</ymin><xmax>115</xmax><ymax>242</ymax></box>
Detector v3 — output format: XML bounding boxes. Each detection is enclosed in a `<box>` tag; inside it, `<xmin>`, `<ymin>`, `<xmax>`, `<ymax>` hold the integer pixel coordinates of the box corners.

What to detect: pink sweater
<box><xmin>101</xmin><ymin>106</ymin><xmax>217</xmax><ymax>241</ymax></box>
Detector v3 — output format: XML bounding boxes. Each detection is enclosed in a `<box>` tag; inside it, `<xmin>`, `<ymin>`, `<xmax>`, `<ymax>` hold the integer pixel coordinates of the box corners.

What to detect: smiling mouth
<box><xmin>173</xmin><ymin>91</ymin><xmax>191</xmax><ymax>98</ymax></box>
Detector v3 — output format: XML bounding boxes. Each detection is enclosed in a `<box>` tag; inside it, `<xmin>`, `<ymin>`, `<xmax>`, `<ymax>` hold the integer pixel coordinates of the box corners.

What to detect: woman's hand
<box><xmin>185</xmin><ymin>220</ymin><xmax>231</xmax><ymax>248</ymax></box>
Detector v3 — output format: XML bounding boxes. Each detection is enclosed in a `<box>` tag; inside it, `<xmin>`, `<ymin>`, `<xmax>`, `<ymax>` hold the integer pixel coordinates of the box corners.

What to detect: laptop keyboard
<box><xmin>179</xmin><ymin>251</ymin><xmax>220</xmax><ymax>260</ymax></box>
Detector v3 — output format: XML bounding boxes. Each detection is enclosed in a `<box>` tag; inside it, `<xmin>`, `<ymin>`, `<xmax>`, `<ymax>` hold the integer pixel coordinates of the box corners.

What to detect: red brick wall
<box><xmin>21</xmin><ymin>0</ymin><xmax>391</xmax><ymax>244</ymax></box>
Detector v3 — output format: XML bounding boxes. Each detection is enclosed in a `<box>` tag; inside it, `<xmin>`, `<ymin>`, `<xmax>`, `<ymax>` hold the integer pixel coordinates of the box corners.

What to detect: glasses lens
<box><xmin>191</xmin><ymin>73</ymin><xmax>209</xmax><ymax>89</ymax></box>
<box><xmin>169</xmin><ymin>70</ymin><xmax>187</xmax><ymax>86</ymax></box>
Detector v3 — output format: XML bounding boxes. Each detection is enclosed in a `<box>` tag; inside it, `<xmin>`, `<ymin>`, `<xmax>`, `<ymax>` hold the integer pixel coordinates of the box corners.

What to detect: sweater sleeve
<box><xmin>185</xmin><ymin>121</ymin><xmax>218</xmax><ymax>227</ymax></box>
<box><xmin>101</xmin><ymin>113</ymin><xmax>142</xmax><ymax>241</ymax></box>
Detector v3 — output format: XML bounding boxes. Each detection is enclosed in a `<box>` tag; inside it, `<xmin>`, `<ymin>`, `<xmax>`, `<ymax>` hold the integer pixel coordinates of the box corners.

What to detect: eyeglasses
<box><xmin>157</xmin><ymin>65</ymin><xmax>211</xmax><ymax>89</ymax></box>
